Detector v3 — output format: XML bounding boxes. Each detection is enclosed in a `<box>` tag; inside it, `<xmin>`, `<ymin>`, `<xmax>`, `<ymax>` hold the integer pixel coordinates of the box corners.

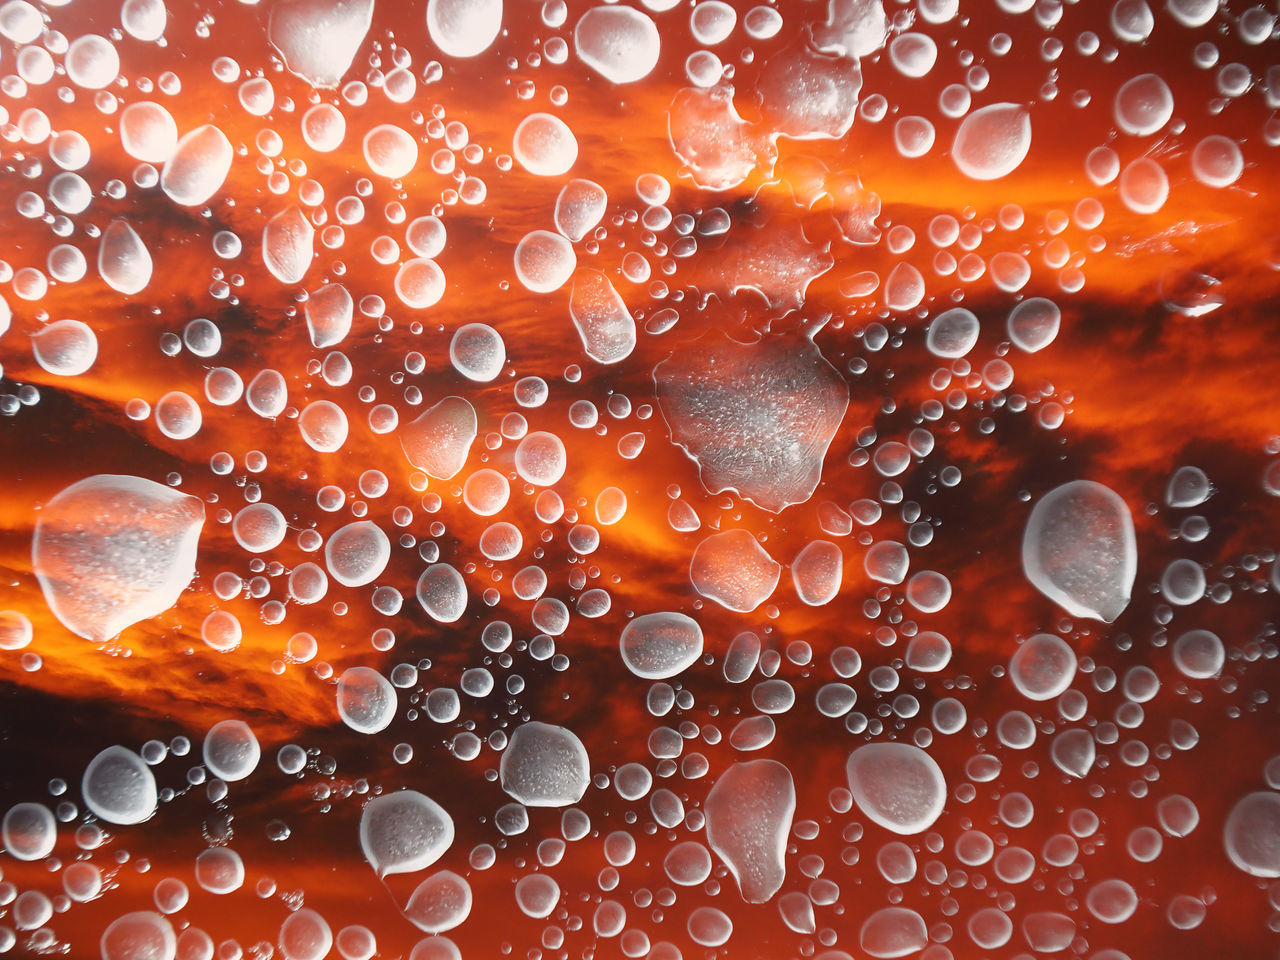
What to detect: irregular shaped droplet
<box><xmin>268</xmin><ymin>0</ymin><xmax>374</xmax><ymax>88</ymax></box>
<box><xmin>1050</xmin><ymin>728</ymin><xmax>1096</xmax><ymax>779</ymax></box>
<box><xmin>952</xmin><ymin>103</ymin><xmax>1032</xmax><ymax>180</ymax></box>
<box><xmin>500</xmin><ymin>721</ymin><xmax>590</xmax><ymax>807</ymax></box>
<box><xmin>360</xmin><ymin>790</ymin><xmax>454</xmax><ymax>877</ymax></box>
<box><xmin>263</xmin><ymin>206</ymin><xmax>314</xmax><ymax>285</ymax></box>
<box><xmin>554</xmin><ymin>179</ymin><xmax>607</xmax><ymax>242</ymax></box>
<box><xmin>791</xmin><ymin>540</ymin><xmax>842</xmax><ymax>605</ymax></box>
<box><xmin>620</xmin><ymin>612</ymin><xmax>703</xmax><ymax>679</ymax></box>
<box><xmin>1009</xmin><ymin>633</ymin><xmax>1077</xmax><ymax>700</ymax></box>
<box><xmin>33</xmin><ymin>475</ymin><xmax>204</xmax><ymax>642</ymax></box>
<box><xmin>1022</xmin><ymin>480</ymin><xmax>1136</xmax><ymax>623</ymax></box>
<box><xmin>82</xmin><ymin>745</ymin><xmax>157</xmax><ymax>825</ymax></box>
<box><xmin>569</xmin><ymin>268</ymin><xmax>636</xmax><ymax>364</ymax></box>
<box><xmin>812</xmin><ymin>0</ymin><xmax>888</xmax><ymax>58</ymax></box>
<box><xmin>305</xmin><ymin>283</ymin><xmax>353</xmax><ymax>348</ymax></box>
<box><xmin>755</xmin><ymin>39</ymin><xmax>862</xmax><ymax>140</ymax></box>
<box><xmin>575</xmin><ymin>6</ymin><xmax>659</xmax><ymax>84</ymax></box>
<box><xmin>98</xmin><ymin>220</ymin><xmax>153</xmax><ymax>294</ymax></box>
<box><xmin>860</xmin><ymin>907</ymin><xmax>928</xmax><ymax>959</ymax></box>
<box><xmin>668</xmin><ymin>83</ymin><xmax>774</xmax><ymax>191</ymax></box>
<box><xmin>400</xmin><ymin>396</ymin><xmax>477</xmax><ymax>479</ymax></box>
<box><xmin>427</xmin><ymin>0</ymin><xmax>502</xmax><ymax>58</ymax></box>
<box><xmin>416</xmin><ymin>563</ymin><xmax>468</xmax><ymax>623</ymax></box>
<box><xmin>338</xmin><ymin>666</ymin><xmax>397</xmax><ymax>733</ymax></box>
<box><xmin>689</xmin><ymin>529</ymin><xmax>781</xmax><ymax>613</ymax></box>
<box><xmin>31</xmin><ymin>320</ymin><xmax>98</xmax><ymax>377</ymax></box>
<box><xmin>704</xmin><ymin>759</ymin><xmax>795</xmax><ymax>903</ymax></box>
<box><xmin>655</xmin><ymin>331</ymin><xmax>848</xmax><ymax>512</ymax></box>
<box><xmin>161</xmin><ymin>124</ymin><xmax>233</xmax><ymax>207</ymax></box>
<box><xmin>203</xmin><ymin>720</ymin><xmax>260</xmax><ymax>782</ymax></box>
<box><xmin>846</xmin><ymin>743</ymin><xmax>946</xmax><ymax>835</ymax></box>
<box><xmin>1225</xmin><ymin>792</ymin><xmax>1280</xmax><ymax>877</ymax></box>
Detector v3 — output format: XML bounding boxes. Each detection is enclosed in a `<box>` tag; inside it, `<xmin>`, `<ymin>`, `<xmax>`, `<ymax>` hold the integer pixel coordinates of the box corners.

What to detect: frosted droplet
<box><xmin>65</xmin><ymin>35</ymin><xmax>120</xmax><ymax>89</ymax></box>
<box><xmin>268</xmin><ymin>0</ymin><xmax>374</xmax><ymax>88</ymax></box>
<box><xmin>512</xmin><ymin>113</ymin><xmax>578</xmax><ymax>176</ymax></box>
<box><xmin>889</xmin><ymin>33</ymin><xmax>936</xmax><ymax>77</ymax></box>
<box><xmin>861</xmin><ymin>907</ymin><xmax>927</xmax><ymax>958</ymax></box>
<box><xmin>500</xmin><ymin>720</ymin><xmax>590</xmax><ymax>807</ymax></box>
<box><xmin>101</xmin><ymin>913</ymin><xmax>175</xmax><ymax>960</ymax></box>
<box><xmin>2</xmin><ymin>802</ymin><xmax>56</xmax><ymax>860</ymax></box>
<box><xmin>404</xmin><ymin>870</ymin><xmax>472</xmax><ymax>933</ymax></box>
<box><xmin>416</xmin><ymin>563</ymin><xmax>468</xmax><ymax>623</ymax></box>
<box><xmin>654</xmin><ymin>332</ymin><xmax>848</xmax><ymax>513</ymax></box>
<box><xmin>514</xmin><ymin>874</ymin><xmax>560</xmax><ymax>918</ymax></box>
<box><xmin>298</xmin><ymin>400</ymin><xmax>348</xmax><ymax>452</ymax></box>
<box><xmin>120</xmin><ymin>102</ymin><xmax>178</xmax><ymax>163</ymax></box>
<box><xmin>926</xmin><ymin>308</ymin><xmax>979</xmax><ymax>357</ymax></box>
<box><xmin>400</xmin><ymin>396</ymin><xmax>477</xmax><ymax>479</ymax></box>
<box><xmin>427</xmin><ymin>0</ymin><xmax>502</xmax><ymax>58</ymax></box>
<box><xmin>1191</xmin><ymin>134</ymin><xmax>1243</xmax><ymax>188</ymax></box>
<box><xmin>1022</xmin><ymin>480</ymin><xmax>1136</xmax><ymax>622</ymax></box>
<box><xmin>952</xmin><ymin>103</ymin><xmax>1032</xmax><ymax>180</ymax></box>
<box><xmin>360</xmin><ymin>790</ymin><xmax>454</xmax><ymax>877</ymax></box>
<box><xmin>395</xmin><ymin>258</ymin><xmax>446</xmax><ymax>309</ymax></box>
<box><xmin>325</xmin><ymin>521</ymin><xmax>390</xmax><ymax>587</ymax></box>
<box><xmin>194</xmin><ymin>847</ymin><xmax>244</xmax><ymax>894</ymax></box>
<box><xmin>1009</xmin><ymin>633</ymin><xmax>1077</xmax><ymax>700</ymax></box>
<box><xmin>689</xmin><ymin>529</ymin><xmax>781</xmax><ymax>613</ymax></box>
<box><xmin>161</xmin><ymin>125</ymin><xmax>233</xmax><ymax>207</ymax></box>
<box><xmin>791</xmin><ymin>540</ymin><xmax>842</xmax><ymax>605</ymax></box>
<box><xmin>1114</xmin><ymin>73</ymin><xmax>1173</xmax><ymax>135</ymax></box>
<box><xmin>338</xmin><ymin>666</ymin><xmax>397</xmax><ymax>734</ymax></box>
<box><xmin>619</xmin><ymin>612</ymin><xmax>703</xmax><ymax>679</ymax></box>
<box><xmin>33</xmin><ymin>474</ymin><xmax>204</xmax><ymax>642</ymax></box>
<box><xmin>1118</xmin><ymin>157</ymin><xmax>1168</xmax><ymax>214</ymax></box>
<box><xmin>1166</xmin><ymin>465</ymin><xmax>1211</xmax><ymax>508</ymax></box>
<box><xmin>1172</xmin><ymin>629</ymin><xmax>1224</xmax><ymax>679</ymax></box>
<box><xmin>846</xmin><ymin>743</ymin><xmax>946</xmax><ymax>835</ymax></box>
<box><xmin>202</xmin><ymin>719</ymin><xmax>260</xmax><ymax>782</ymax></box>
<box><xmin>279</xmin><ymin>908</ymin><xmax>332</xmax><ymax>960</ymax></box>
<box><xmin>704</xmin><ymin>759</ymin><xmax>794</xmax><ymax>903</ymax></box>
<box><xmin>302</xmin><ymin>103</ymin><xmax>346</xmax><ymax>152</ymax></box>
<box><xmin>864</xmin><ymin>540</ymin><xmax>908</xmax><ymax>585</ymax></box>
<box><xmin>449</xmin><ymin>323</ymin><xmax>505</xmax><ymax>382</ymax></box>
<box><xmin>82</xmin><ymin>745</ymin><xmax>157</xmax><ymax>825</ymax></box>
<box><xmin>1007</xmin><ymin>297</ymin><xmax>1061</xmax><ymax>353</ymax></box>
<box><xmin>122</xmin><ymin>0</ymin><xmax>168</xmax><ymax>42</ymax></box>
<box><xmin>31</xmin><ymin>319</ymin><xmax>98</xmax><ymax>376</ymax></box>
<box><xmin>514</xmin><ymin>230</ymin><xmax>576</xmax><ymax>293</ymax></box>
<box><xmin>554</xmin><ymin>179</ymin><xmax>607</xmax><ymax>241</ymax></box>
<box><xmin>232</xmin><ymin>503</ymin><xmax>287</xmax><ymax>553</ymax></box>
<box><xmin>363</xmin><ymin>124</ymin><xmax>418</xmax><ymax>179</ymax></box>
<box><xmin>574</xmin><ymin>6</ymin><xmax>660</xmax><ymax>84</ymax></box>
<box><xmin>263</xmin><ymin>206</ymin><xmax>314</xmax><ymax>285</ymax></box>
<box><xmin>1050</xmin><ymin>728</ymin><xmax>1096</xmax><ymax>778</ymax></box>
<box><xmin>305</xmin><ymin>283</ymin><xmax>353</xmax><ymax>348</ymax></box>
<box><xmin>1225</xmin><ymin>792</ymin><xmax>1280</xmax><ymax>877</ymax></box>
<box><xmin>515</xmin><ymin>431</ymin><xmax>567</xmax><ymax>486</ymax></box>
<box><xmin>569</xmin><ymin>268</ymin><xmax>635</xmax><ymax>364</ymax></box>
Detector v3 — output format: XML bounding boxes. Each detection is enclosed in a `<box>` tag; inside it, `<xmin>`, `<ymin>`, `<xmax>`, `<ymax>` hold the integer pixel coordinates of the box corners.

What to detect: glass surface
<box><xmin>1</xmin><ymin>1</ymin><xmax>1279</xmax><ymax>958</ymax></box>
